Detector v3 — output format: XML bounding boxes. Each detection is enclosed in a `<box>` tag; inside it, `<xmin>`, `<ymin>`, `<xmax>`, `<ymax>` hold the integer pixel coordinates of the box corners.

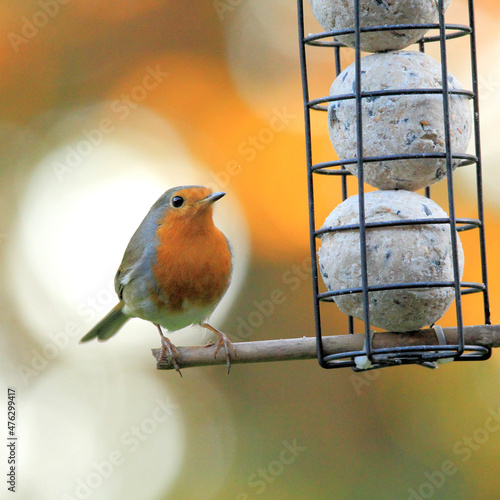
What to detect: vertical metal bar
<box><xmin>297</xmin><ymin>0</ymin><xmax>326</xmax><ymax>366</ymax></box>
<box><xmin>468</xmin><ymin>0</ymin><xmax>491</xmax><ymax>325</ymax></box>
<box><xmin>341</xmin><ymin>169</ymin><xmax>349</xmax><ymax>202</ymax></box>
<box><xmin>336</xmin><ymin>45</ymin><xmax>349</xmax><ymax>204</ymax></box>
<box><xmin>420</xmin><ymin>35</ymin><xmax>431</xmax><ymax>201</ymax></box>
<box><xmin>335</xmin><ymin>44</ymin><xmax>352</xmax><ymax>334</ymax></box>
<box><xmin>348</xmin><ymin>315</ymin><xmax>354</xmax><ymax>335</ymax></box>
<box><xmin>437</xmin><ymin>0</ymin><xmax>464</xmax><ymax>355</ymax></box>
<box><xmin>334</xmin><ymin>44</ymin><xmax>342</xmax><ymax>76</ymax></box>
<box><xmin>352</xmin><ymin>0</ymin><xmax>373</xmax><ymax>359</ymax></box>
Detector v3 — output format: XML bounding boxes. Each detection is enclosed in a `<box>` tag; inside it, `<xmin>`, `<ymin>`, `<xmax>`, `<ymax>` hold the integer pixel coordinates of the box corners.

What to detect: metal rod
<box><xmin>351</xmin><ymin>0</ymin><xmax>373</xmax><ymax>361</ymax></box>
<box><xmin>315</xmin><ymin>217</ymin><xmax>482</xmax><ymax>237</ymax></box>
<box><xmin>311</xmin><ymin>152</ymin><xmax>477</xmax><ymax>170</ymax></box>
<box><xmin>304</xmin><ymin>23</ymin><xmax>471</xmax><ymax>45</ymax></box>
<box><xmin>317</xmin><ymin>281</ymin><xmax>485</xmax><ymax>301</ymax></box>
<box><xmin>468</xmin><ymin>0</ymin><xmax>491</xmax><ymax>326</ymax></box>
<box><xmin>437</xmin><ymin>0</ymin><xmax>464</xmax><ymax>356</ymax></box>
<box><xmin>308</xmin><ymin>88</ymin><xmax>474</xmax><ymax>110</ymax></box>
<box><xmin>297</xmin><ymin>0</ymin><xmax>326</xmax><ymax>367</ymax></box>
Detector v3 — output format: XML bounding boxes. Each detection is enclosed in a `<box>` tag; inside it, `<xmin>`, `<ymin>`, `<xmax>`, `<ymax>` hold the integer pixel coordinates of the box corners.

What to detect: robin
<box><xmin>80</xmin><ymin>185</ymin><xmax>235</xmax><ymax>375</ymax></box>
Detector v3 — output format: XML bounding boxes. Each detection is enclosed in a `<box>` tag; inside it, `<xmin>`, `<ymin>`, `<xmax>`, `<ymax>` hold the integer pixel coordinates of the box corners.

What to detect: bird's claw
<box><xmin>202</xmin><ymin>324</ymin><xmax>237</xmax><ymax>375</ymax></box>
<box><xmin>214</xmin><ymin>332</ymin><xmax>237</xmax><ymax>375</ymax></box>
<box><xmin>156</xmin><ymin>329</ymin><xmax>182</xmax><ymax>377</ymax></box>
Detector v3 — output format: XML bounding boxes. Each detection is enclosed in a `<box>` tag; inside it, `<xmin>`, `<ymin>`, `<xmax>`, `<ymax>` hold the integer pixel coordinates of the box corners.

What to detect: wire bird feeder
<box><xmin>297</xmin><ymin>0</ymin><xmax>492</xmax><ymax>370</ymax></box>
<box><xmin>156</xmin><ymin>0</ymin><xmax>500</xmax><ymax>373</ymax></box>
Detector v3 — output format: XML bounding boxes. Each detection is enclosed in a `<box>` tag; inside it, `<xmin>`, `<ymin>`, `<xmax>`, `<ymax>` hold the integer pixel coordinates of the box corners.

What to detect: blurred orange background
<box><xmin>1</xmin><ymin>1</ymin><xmax>500</xmax><ymax>499</ymax></box>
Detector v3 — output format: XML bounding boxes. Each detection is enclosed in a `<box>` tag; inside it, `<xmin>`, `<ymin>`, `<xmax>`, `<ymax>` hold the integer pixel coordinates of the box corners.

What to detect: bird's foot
<box><xmin>202</xmin><ymin>323</ymin><xmax>237</xmax><ymax>375</ymax></box>
<box><xmin>155</xmin><ymin>324</ymin><xmax>182</xmax><ymax>377</ymax></box>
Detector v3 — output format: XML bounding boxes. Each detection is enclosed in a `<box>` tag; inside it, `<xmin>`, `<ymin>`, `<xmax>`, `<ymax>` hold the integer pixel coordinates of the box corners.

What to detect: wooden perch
<box><xmin>154</xmin><ymin>324</ymin><xmax>500</xmax><ymax>371</ymax></box>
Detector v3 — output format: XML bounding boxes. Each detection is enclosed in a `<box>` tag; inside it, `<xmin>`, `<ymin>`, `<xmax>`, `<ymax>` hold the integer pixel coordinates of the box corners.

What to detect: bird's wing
<box><xmin>114</xmin><ymin>212</ymin><xmax>159</xmax><ymax>299</ymax></box>
<box><xmin>113</xmin><ymin>188</ymin><xmax>177</xmax><ymax>299</ymax></box>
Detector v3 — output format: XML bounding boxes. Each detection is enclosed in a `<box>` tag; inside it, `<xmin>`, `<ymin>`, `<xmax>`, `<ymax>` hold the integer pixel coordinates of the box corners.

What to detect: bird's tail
<box><xmin>80</xmin><ymin>302</ymin><xmax>130</xmax><ymax>343</ymax></box>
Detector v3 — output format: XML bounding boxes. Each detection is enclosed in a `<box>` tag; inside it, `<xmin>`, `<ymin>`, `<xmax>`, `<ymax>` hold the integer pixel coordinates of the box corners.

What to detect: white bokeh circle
<box><xmin>18</xmin><ymin>354</ymin><xmax>185</xmax><ymax>500</ymax></box>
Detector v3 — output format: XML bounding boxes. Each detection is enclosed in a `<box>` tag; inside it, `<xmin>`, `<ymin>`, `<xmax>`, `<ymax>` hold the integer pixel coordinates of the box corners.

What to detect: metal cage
<box><xmin>297</xmin><ymin>0</ymin><xmax>491</xmax><ymax>370</ymax></box>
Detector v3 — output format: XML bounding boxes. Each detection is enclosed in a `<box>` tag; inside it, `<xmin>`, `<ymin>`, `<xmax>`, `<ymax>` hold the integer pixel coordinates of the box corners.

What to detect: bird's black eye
<box><xmin>171</xmin><ymin>196</ymin><xmax>184</xmax><ymax>208</ymax></box>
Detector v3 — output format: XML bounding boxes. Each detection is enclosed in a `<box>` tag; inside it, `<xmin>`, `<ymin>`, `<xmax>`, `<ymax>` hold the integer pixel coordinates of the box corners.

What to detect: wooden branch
<box><xmin>153</xmin><ymin>324</ymin><xmax>500</xmax><ymax>371</ymax></box>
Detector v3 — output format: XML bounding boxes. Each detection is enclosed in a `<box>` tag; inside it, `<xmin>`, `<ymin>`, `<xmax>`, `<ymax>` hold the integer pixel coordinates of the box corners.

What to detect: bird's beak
<box><xmin>199</xmin><ymin>192</ymin><xmax>226</xmax><ymax>205</ymax></box>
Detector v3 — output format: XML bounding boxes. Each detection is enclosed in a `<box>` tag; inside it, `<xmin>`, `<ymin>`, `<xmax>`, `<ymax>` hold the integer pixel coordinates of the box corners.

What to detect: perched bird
<box><xmin>80</xmin><ymin>185</ymin><xmax>235</xmax><ymax>375</ymax></box>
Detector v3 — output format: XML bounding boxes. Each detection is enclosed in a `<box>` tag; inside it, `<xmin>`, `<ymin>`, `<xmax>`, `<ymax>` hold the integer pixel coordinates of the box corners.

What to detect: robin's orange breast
<box><xmin>151</xmin><ymin>210</ymin><xmax>232</xmax><ymax>313</ymax></box>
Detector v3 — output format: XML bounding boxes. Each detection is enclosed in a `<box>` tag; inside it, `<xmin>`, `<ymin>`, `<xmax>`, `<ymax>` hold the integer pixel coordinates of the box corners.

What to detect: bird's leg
<box><xmin>155</xmin><ymin>324</ymin><xmax>182</xmax><ymax>377</ymax></box>
<box><xmin>202</xmin><ymin>323</ymin><xmax>237</xmax><ymax>375</ymax></box>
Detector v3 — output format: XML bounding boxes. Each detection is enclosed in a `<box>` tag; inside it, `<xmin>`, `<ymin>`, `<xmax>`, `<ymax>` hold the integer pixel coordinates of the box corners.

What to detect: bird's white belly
<box><xmin>124</xmin><ymin>299</ymin><xmax>215</xmax><ymax>332</ymax></box>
